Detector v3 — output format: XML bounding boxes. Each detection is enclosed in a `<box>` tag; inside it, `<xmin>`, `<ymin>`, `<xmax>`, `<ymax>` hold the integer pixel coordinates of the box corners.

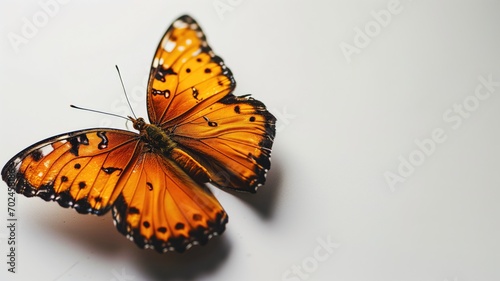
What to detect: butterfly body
<box><xmin>2</xmin><ymin>15</ymin><xmax>276</xmax><ymax>253</ymax></box>
<box><xmin>132</xmin><ymin>117</ymin><xmax>177</xmax><ymax>154</ymax></box>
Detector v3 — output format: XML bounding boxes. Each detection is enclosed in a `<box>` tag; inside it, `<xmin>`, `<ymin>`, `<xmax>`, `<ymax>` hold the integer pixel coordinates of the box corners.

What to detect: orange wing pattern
<box><xmin>147</xmin><ymin>15</ymin><xmax>235</xmax><ymax>127</ymax></box>
<box><xmin>173</xmin><ymin>95</ymin><xmax>275</xmax><ymax>192</ymax></box>
<box><xmin>2</xmin><ymin>15</ymin><xmax>274</xmax><ymax>253</ymax></box>
<box><xmin>112</xmin><ymin>152</ymin><xmax>227</xmax><ymax>252</ymax></box>
<box><xmin>2</xmin><ymin>129</ymin><xmax>140</xmax><ymax>214</ymax></box>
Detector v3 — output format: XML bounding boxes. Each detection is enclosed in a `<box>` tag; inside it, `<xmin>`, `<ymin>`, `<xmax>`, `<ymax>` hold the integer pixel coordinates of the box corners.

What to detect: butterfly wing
<box><xmin>112</xmin><ymin>150</ymin><xmax>227</xmax><ymax>253</ymax></box>
<box><xmin>172</xmin><ymin>95</ymin><xmax>276</xmax><ymax>192</ymax></box>
<box><xmin>2</xmin><ymin>129</ymin><xmax>140</xmax><ymax>214</ymax></box>
<box><xmin>147</xmin><ymin>15</ymin><xmax>276</xmax><ymax>192</ymax></box>
<box><xmin>147</xmin><ymin>15</ymin><xmax>235</xmax><ymax>127</ymax></box>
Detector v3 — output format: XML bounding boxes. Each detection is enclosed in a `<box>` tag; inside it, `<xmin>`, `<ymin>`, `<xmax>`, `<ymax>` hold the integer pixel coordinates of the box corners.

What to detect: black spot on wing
<box><xmin>74</xmin><ymin>198</ymin><xmax>92</xmax><ymax>214</ymax></box>
<box><xmin>102</xmin><ymin>167</ymin><xmax>123</xmax><ymax>175</ymax></box>
<box><xmin>192</xmin><ymin>87</ymin><xmax>199</xmax><ymax>100</ymax></box>
<box><xmin>68</xmin><ymin>134</ymin><xmax>89</xmax><ymax>156</ymax></box>
<box><xmin>129</xmin><ymin>207</ymin><xmax>140</xmax><ymax>214</ymax></box>
<box><xmin>202</xmin><ymin>116</ymin><xmax>217</xmax><ymax>127</ymax></box>
<box><xmin>154</xmin><ymin>65</ymin><xmax>177</xmax><ymax>82</ymax></box>
<box><xmin>152</xmin><ymin>88</ymin><xmax>170</xmax><ymax>98</ymax></box>
<box><xmin>31</xmin><ymin>150</ymin><xmax>43</xmax><ymax>161</ymax></box>
<box><xmin>97</xmin><ymin>131</ymin><xmax>108</xmax><ymax>149</ymax></box>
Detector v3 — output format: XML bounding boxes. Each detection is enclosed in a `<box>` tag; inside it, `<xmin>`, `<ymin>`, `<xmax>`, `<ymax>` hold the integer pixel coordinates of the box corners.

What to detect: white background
<box><xmin>1</xmin><ymin>1</ymin><xmax>500</xmax><ymax>280</ymax></box>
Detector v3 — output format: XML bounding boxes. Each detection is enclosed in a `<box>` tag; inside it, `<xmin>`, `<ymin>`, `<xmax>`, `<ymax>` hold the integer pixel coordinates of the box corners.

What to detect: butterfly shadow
<box><xmin>40</xmin><ymin>207</ymin><xmax>126</xmax><ymax>255</ymax></box>
<box><xmin>223</xmin><ymin>157</ymin><xmax>284</xmax><ymax>221</ymax></box>
<box><xmin>41</xmin><ymin>206</ymin><xmax>231</xmax><ymax>281</ymax></box>
<box><xmin>132</xmin><ymin>234</ymin><xmax>231</xmax><ymax>281</ymax></box>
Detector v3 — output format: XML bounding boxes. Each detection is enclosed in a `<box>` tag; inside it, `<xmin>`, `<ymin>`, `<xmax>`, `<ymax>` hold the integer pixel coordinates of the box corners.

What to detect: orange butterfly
<box><xmin>2</xmin><ymin>15</ymin><xmax>276</xmax><ymax>253</ymax></box>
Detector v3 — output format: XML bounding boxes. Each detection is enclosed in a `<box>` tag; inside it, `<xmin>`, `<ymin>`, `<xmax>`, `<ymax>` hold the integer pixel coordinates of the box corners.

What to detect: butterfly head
<box><xmin>130</xmin><ymin>116</ymin><xmax>146</xmax><ymax>131</ymax></box>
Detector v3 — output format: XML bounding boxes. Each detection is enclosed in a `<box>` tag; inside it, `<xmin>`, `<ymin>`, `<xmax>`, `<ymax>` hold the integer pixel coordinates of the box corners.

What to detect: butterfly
<box><xmin>1</xmin><ymin>15</ymin><xmax>276</xmax><ymax>253</ymax></box>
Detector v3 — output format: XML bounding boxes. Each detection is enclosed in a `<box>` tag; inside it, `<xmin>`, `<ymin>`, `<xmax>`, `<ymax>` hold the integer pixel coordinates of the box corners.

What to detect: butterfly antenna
<box><xmin>70</xmin><ymin>105</ymin><xmax>130</xmax><ymax>121</ymax></box>
<box><xmin>115</xmin><ymin>65</ymin><xmax>137</xmax><ymax>119</ymax></box>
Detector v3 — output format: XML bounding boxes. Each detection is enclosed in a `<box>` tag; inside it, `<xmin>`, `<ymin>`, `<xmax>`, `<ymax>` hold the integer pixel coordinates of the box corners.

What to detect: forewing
<box><xmin>147</xmin><ymin>15</ymin><xmax>235</xmax><ymax>127</ymax></box>
<box><xmin>1</xmin><ymin>129</ymin><xmax>141</xmax><ymax>215</ymax></box>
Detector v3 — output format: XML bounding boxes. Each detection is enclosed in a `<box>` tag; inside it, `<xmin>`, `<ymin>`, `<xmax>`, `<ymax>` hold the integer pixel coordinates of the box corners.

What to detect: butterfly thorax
<box><xmin>131</xmin><ymin>116</ymin><xmax>177</xmax><ymax>154</ymax></box>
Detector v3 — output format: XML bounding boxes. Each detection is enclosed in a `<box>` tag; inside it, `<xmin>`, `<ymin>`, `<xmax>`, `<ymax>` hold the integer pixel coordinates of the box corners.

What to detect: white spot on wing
<box><xmin>11</xmin><ymin>157</ymin><xmax>22</xmax><ymax>171</ymax></box>
<box><xmin>40</xmin><ymin>145</ymin><xmax>54</xmax><ymax>157</ymax></box>
<box><xmin>163</xmin><ymin>40</ymin><xmax>176</xmax><ymax>52</ymax></box>
<box><xmin>173</xmin><ymin>20</ymin><xmax>188</xmax><ymax>29</ymax></box>
<box><xmin>152</xmin><ymin>58</ymin><xmax>165</xmax><ymax>68</ymax></box>
<box><xmin>192</xmin><ymin>48</ymin><xmax>201</xmax><ymax>56</ymax></box>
